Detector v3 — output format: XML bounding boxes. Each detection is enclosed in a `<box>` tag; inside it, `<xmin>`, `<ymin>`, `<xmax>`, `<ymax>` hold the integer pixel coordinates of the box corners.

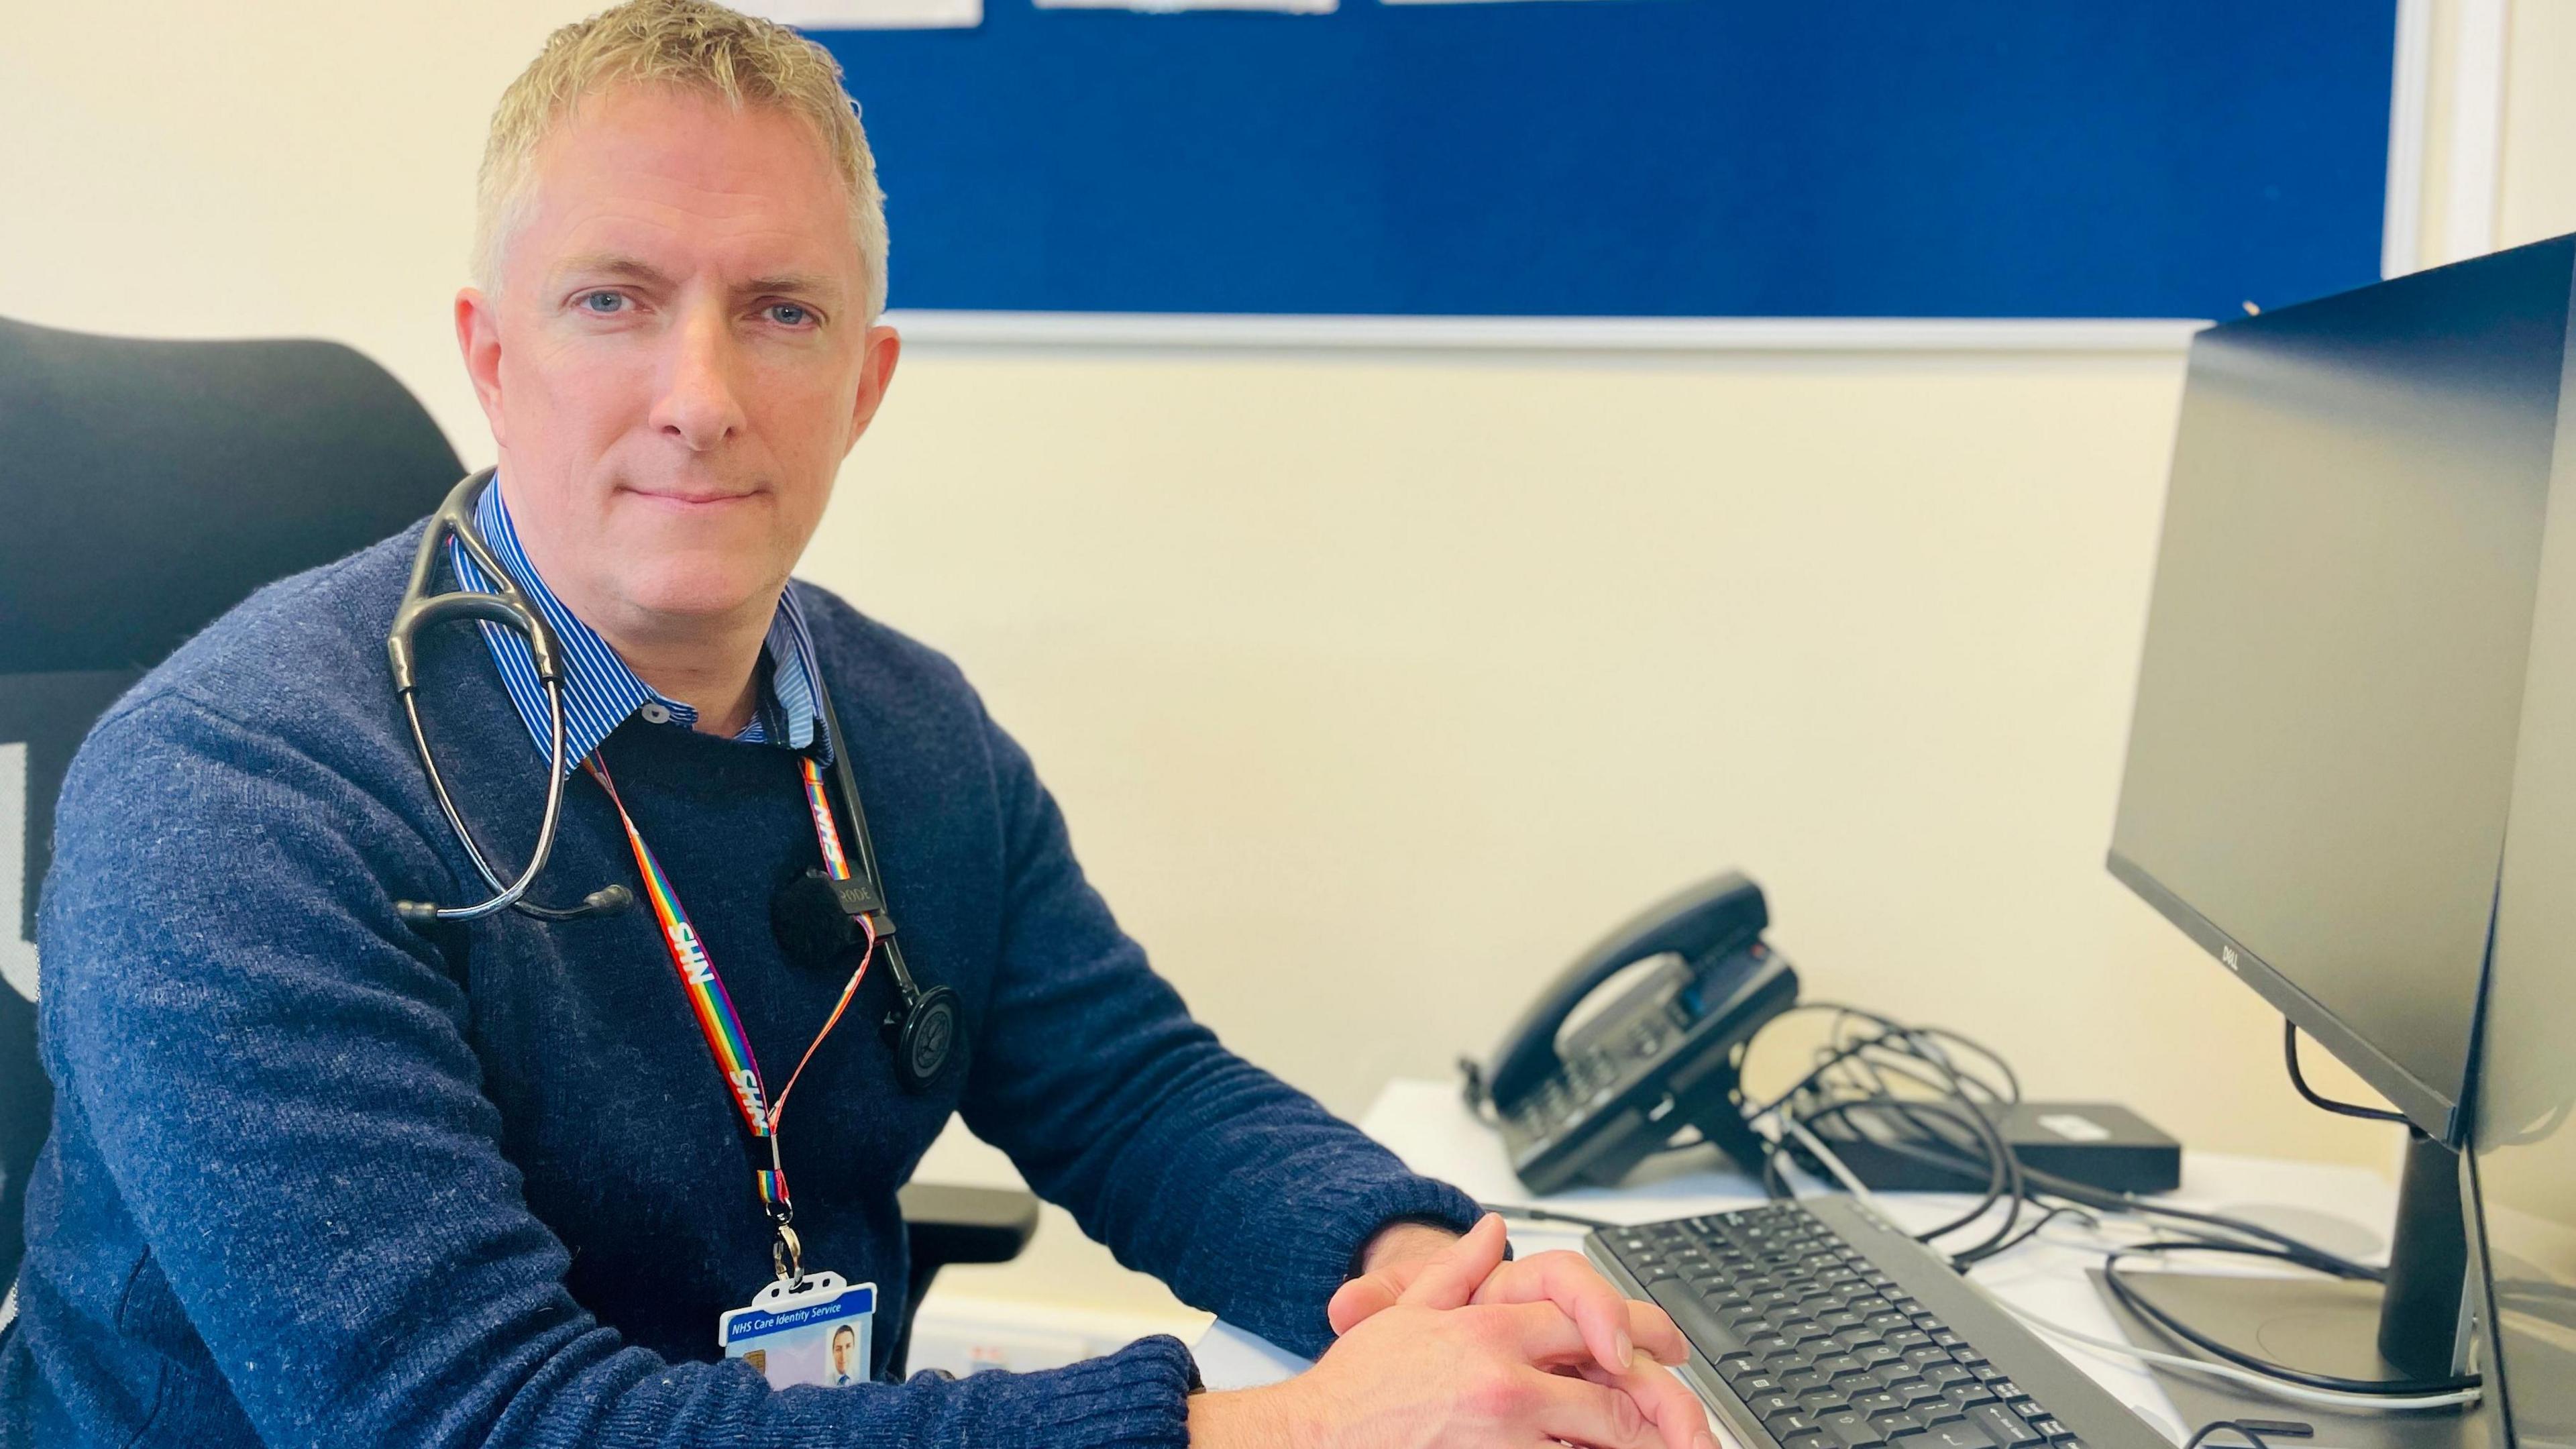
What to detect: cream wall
<box><xmin>5</xmin><ymin>2</ymin><xmax>2570</xmax><ymax>1326</ymax></box>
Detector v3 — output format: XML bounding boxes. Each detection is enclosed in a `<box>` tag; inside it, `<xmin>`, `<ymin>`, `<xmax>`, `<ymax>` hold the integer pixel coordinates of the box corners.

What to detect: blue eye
<box><xmin>578</xmin><ymin>291</ymin><xmax>625</xmax><ymax>314</ymax></box>
<box><xmin>767</xmin><ymin>303</ymin><xmax>812</xmax><ymax>327</ymax></box>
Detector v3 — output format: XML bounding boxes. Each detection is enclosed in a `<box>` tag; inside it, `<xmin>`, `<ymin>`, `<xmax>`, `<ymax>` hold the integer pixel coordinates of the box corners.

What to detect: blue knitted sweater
<box><xmin>0</xmin><ymin>525</ymin><xmax>1479</xmax><ymax>1448</ymax></box>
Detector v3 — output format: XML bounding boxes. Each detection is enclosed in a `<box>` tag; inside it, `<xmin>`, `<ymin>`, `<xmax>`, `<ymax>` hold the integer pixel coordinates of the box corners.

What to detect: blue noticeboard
<box><xmin>814</xmin><ymin>1</ymin><xmax>2398</xmax><ymax>321</ymax></box>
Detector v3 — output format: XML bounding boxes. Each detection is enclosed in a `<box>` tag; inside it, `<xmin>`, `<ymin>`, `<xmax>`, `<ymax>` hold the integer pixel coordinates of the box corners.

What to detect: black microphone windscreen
<box><xmin>771</xmin><ymin>868</ymin><xmax>860</xmax><ymax>968</ymax></box>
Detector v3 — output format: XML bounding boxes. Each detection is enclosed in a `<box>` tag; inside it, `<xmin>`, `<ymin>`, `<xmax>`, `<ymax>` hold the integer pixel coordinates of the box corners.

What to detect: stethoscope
<box><xmin>384</xmin><ymin>468</ymin><xmax>961</xmax><ymax>1092</ymax></box>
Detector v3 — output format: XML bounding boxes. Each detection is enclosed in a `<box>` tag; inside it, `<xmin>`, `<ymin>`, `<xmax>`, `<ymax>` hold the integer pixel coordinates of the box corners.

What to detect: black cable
<box><xmin>1814</xmin><ymin>1094</ymin><xmax>2029</xmax><ymax>1263</ymax></box>
<box><xmin>1831</xmin><ymin>1123</ymin><xmax>2375</xmax><ymax>1279</ymax></box>
<box><xmin>1954</xmin><ymin>1201</ymin><xmax>2099</xmax><ymax>1267</ymax></box>
<box><xmin>2183</xmin><ymin>1419</ymin><xmax>2311</xmax><ymax>1449</ymax></box>
<box><xmin>1807</xmin><ymin>1094</ymin><xmax>2023</xmax><ymax>1251</ymax></box>
<box><xmin>1480</xmin><ymin>1201</ymin><xmax>1621</xmax><ymax>1233</ymax></box>
<box><xmin>1774</xmin><ymin>1018</ymin><xmax>2029</xmax><ymax>1256</ymax></box>
<box><xmin>1913</xmin><ymin>1026</ymin><xmax>2021</xmax><ymax>1104</ymax></box>
<box><xmin>2284</xmin><ymin>1023</ymin><xmax>2408</xmax><ymax>1124</ymax></box>
<box><xmin>2101</xmin><ymin>1240</ymin><xmax>2477</xmax><ymax>1395</ymax></box>
<box><xmin>1772</xmin><ymin>1098</ymin><xmax>1996</xmax><ymax>1226</ymax></box>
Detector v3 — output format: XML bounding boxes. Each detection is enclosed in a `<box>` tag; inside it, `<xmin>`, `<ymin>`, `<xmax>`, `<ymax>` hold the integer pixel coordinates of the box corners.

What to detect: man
<box><xmin>830</xmin><ymin>1325</ymin><xmax>858</xmax><ymax>1388</ymax></box>
<box><xmin>0</xmin><ymin>4</ymin><xmax>1711</xmax><ymax>1447</ymax></box>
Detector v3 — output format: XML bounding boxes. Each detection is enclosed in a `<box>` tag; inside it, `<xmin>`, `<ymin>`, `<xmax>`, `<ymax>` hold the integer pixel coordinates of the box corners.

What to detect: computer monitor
<box><xmin>2466</xmin><ymin>378</ymin><xmax>2576</xmax><ymax>1446</ymax></box>
<box><xmin>2108</xmin><ymin>235</ymin><xmax>2572</xmax><ymax>1143</ymax></box>
<box><xmin>2106</xmin><ymin>233</ymin><xmax>2576</xmax><ymax>1397</ymax></box>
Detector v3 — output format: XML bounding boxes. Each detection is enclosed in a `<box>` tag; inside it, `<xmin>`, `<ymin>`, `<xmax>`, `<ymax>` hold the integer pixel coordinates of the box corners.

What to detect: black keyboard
<box><xmin>1588</xmin><ymin>1199</ymin><xmax>2167</xmax><ymax>1449</ymax></box>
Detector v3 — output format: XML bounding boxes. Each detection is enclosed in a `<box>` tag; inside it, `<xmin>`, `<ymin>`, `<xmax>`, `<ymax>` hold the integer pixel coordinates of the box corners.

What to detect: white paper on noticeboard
<box><xmin>747</xmin><ymin>0</ymin><xmax>982</xmax><ymax>28</ymax></box>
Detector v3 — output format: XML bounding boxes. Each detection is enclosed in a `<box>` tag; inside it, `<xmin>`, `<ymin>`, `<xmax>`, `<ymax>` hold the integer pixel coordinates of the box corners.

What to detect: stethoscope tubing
<box><xmin>387</xmin><ymin>468</ymin><xmax>961</xmax><ymax>1091</ymax></box>
<box><xmin>398</xmin><ymin>673</ymin><xmax>574</xmax><ymax>923</ymax></box>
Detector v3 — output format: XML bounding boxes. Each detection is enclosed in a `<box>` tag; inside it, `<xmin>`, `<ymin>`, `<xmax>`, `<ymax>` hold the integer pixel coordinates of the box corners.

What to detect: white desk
<box><xmin>1197</xmin><ymin>1077</ymin><xmax>2404</xmax><ymax>1446</ymax></box>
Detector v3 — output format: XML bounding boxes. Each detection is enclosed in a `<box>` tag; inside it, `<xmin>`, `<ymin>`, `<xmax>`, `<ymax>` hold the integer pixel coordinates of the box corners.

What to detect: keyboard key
<box><xmin>1815</xmin><ymin>1410</ymin><xmax>1888</xmax><ymax>1448</ymax></box>
<box><xmin>1864</xmin><ymin>1365</ymin><xmax>1917</xmax><ymax>1395</ymax></box>
<box><xmin>1645</xmin><ymin>1280</ymin><xmax>1748</xmax><ymax>1362</ymax></box>
<box><xmin>1868</xmin><ymin>1410</ymin><xmax>1926</xmax><ymax>1438</ymax></box>
<box><xmin>1745</xmin><ymin>1393</ymin><xmax>1798</xmax><ymax>1420</ymax></box>
<box><xmin>1967</xmin><ymin>1404</ymin><xmax>2043</xmax><ymax>1446</ymax></box>
<box><xmin>1847</xmin><ymin>1389</ymin><xmax>1904</xmax><ymax>1417</ymax></box>
<box><xmin>1800</xmin><ymin>1383</ymin><xmax>1856</xmax><ymax>1415</ymax></box>
<box><xmin>1942</xmin><ymin>1382</ymin><xmax>2000</xmax><ymax>1410</ymax></box>
<box><xmin>1912</xmin><ymin>1420</ymin><xmax>2005</xmax><ymax>1449</ymax></box>
<box><xmin>1765</xmin><ymin>1409</ymin><xmax>1824</xmax><ymax>1442</ymax></box>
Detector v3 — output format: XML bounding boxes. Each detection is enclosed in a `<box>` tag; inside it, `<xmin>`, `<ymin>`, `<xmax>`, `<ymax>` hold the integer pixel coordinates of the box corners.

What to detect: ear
<box><xmin>840</xmin><ymin>323</ymin><xmax>902</xmax><ymax>458</ymax></box>
<box><xmin>455</xmin><ymin>286</ymin><xmax>509</xmax><ymax>449</ymax></box>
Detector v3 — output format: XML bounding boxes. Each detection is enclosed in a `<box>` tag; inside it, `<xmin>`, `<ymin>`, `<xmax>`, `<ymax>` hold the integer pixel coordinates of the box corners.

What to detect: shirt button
<box><xmin>638</xmin><ymin>702</ymin><xmax>674</xmax><ymax>725</ymax></box>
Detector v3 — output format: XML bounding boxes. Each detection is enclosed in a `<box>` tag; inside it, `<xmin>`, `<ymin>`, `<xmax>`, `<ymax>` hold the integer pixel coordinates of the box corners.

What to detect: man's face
<box><xmin>455</xmin><ymin>85</ymin><xmax>897</xmax><ymax>637</ymax></box>
<box><xmin>831</xmin><ymin>1328</ymin><xmax>853</xmax><ymax>1373</ymax></box>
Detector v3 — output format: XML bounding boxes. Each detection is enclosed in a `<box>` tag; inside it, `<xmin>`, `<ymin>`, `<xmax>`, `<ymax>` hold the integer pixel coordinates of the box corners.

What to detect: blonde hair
<box><xmin>473</xmin><ymin>0</ymin><xmax>889</xmax><ymax>319</ymax></box>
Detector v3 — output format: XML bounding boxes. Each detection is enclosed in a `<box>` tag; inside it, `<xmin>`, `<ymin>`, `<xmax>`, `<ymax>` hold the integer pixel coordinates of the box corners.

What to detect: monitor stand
<box><xmin>2087</xmin><ymin>1131</ymin><xmax>2486</xmax><ymax>1449</ymax></box>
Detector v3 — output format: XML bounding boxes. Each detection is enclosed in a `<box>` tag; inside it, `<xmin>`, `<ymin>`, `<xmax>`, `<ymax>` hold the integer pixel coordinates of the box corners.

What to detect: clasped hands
<box><xmin>1189</xmin><ymin>1214</ymin><xmax>1719</xmax><ymax>1449</ymax></box>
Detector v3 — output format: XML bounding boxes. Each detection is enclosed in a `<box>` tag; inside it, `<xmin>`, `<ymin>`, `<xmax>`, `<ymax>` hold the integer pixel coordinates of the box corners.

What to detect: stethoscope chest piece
<box><xmin>885</xmin><ymin>984</ymin><xmax>961</xmax><ymax>1093</ymax></box>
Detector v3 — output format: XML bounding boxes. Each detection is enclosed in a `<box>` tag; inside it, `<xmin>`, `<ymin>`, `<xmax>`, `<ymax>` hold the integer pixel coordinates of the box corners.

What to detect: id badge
<box><xmin>719</xmin><ymin>1271</ymin><xmax>877</xmax><ymax>1389</ymax></box>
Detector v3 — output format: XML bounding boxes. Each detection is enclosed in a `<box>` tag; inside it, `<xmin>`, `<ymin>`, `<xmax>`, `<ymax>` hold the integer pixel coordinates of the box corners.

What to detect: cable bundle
<box><xmin>1735</xmin><ymin>1004</ymin><xmax>2481</xmax><ymax>1413</ymax></box>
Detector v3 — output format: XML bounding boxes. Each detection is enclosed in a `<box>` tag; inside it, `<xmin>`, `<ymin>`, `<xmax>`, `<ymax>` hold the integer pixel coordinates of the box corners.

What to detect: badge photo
<box><xmin>719</xmin><ymin>1272</ymin><xmax>876</xmax><ymax>1390</ymax></box>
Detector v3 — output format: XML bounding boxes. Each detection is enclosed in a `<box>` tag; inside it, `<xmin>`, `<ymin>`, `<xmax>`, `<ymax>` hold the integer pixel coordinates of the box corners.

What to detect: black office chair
<box><xmin>0</xmin><ymin>315</ymin><xmax>1033</xmax><ymax>1371</ymax></box>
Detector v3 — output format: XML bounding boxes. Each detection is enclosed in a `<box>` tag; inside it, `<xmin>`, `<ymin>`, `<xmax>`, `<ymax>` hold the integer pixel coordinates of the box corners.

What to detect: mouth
<box><xmin>621</xmin><ymin>486</ymin><xmax>765</xmax><ymax>511</ymax></box>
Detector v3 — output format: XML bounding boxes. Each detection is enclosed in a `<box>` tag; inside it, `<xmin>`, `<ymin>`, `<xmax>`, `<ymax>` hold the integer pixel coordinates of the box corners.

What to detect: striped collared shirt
<box><xmin>445</xmin><ymin>478</ymin><xmax>827</xmax><ymax>773</ymax></box>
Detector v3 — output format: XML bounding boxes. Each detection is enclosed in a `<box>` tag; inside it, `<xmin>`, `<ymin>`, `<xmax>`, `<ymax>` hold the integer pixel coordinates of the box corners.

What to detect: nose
<box><xmin>650</xmin><ymin>303</ymin><xmax>747</xmax><ymax>451</ymax></box>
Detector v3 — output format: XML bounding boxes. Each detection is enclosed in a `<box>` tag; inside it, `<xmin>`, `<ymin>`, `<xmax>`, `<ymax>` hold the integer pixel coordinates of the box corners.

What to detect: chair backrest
<box><xmin>0</xmin><ymin>315</ymin><xmax>462</xmax><ymax>1306</ymax></box>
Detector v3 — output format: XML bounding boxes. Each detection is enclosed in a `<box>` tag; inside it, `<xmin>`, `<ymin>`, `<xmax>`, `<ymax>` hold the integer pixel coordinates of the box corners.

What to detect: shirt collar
<box><xmin>445</xmin><ymin>477</ymin><xmax>828</xmax><ymax>774</ymax></box>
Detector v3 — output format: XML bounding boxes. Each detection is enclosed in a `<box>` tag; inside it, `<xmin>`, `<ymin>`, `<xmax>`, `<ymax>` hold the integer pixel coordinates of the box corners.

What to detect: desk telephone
<box><xmin>1469</xmin><ymin>872</ymin><xmax>1799</xmax><ymax>1195</ymax></box>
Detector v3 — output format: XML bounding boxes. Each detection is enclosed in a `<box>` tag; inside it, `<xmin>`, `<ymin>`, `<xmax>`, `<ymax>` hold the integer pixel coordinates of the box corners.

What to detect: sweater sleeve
<box><xmin>37</xmin><ymin>694</ymin><xmax>1196</xmax><ymax>1449</ymax></box>
<box><xmin>953</xmin><ymin>704</ymin><xmax>1484</xmax><ymax>1359</ymax></box>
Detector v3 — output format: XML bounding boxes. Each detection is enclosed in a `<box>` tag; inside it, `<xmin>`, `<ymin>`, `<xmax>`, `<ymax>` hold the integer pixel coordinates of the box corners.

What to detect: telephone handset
<box><xmin>1471</xmin><ymin>872</ymin><xmax>1799</xmax><ymax>1194</ymax></box>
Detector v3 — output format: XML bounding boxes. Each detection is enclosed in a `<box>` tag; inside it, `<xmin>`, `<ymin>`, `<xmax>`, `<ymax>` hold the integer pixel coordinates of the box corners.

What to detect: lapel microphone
<box><xmin>770</xmin><ymin>867</ymin><xmax>863</xmax><ymax>969</ymax></box>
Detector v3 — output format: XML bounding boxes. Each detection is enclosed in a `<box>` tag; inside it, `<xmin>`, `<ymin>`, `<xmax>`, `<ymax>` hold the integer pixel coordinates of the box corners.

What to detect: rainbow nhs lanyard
<box><xmin>583</xmin><ymin>751</ymin><xmax>876</xmax><ymax>1283</ymax></box>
